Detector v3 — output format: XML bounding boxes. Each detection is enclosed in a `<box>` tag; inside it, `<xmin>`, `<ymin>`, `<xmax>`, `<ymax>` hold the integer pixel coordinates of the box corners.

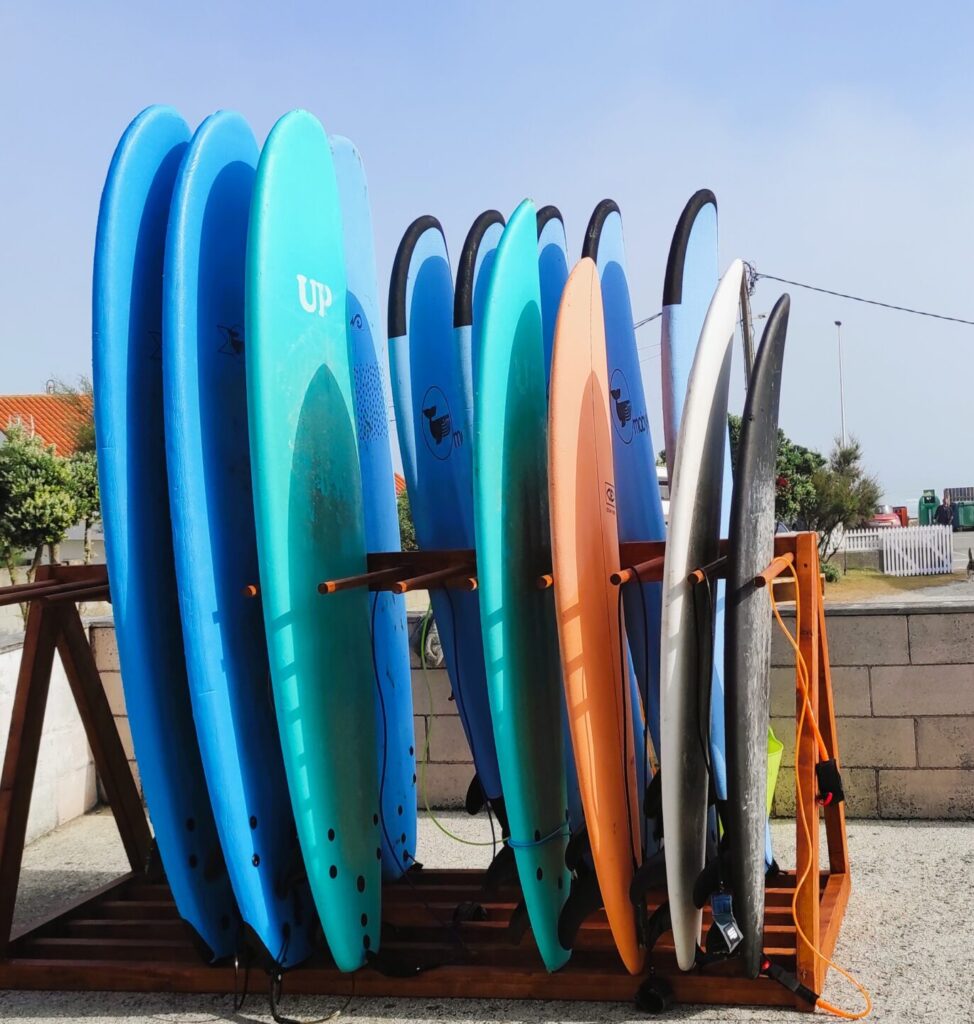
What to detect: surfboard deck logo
<box><xmin>421</xmin><ymin>384</ymin><xmax>458</xmax><ymax>458</ymax></box>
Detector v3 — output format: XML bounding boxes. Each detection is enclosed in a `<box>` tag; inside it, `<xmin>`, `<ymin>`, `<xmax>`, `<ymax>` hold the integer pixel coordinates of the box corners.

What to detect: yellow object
<box><xmin>766</xmin><ymin>727</ymin><xmax>784</xmax><ymax>816</ymax></box>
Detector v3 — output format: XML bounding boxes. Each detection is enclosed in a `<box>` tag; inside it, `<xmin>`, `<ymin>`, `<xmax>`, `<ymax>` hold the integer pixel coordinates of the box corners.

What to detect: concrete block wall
<box><xmin>0</xmin><ymin>639</ymin><xmax>98</xmax><ymax>843</ymax></box>
<box><xmin>769</xmin><ymin>602</ymin><xmax>974</xmax><ymax>819</ymax></box>
<box><xmin>83</xmin><ymin>603</ymin><xmax>974</xmax><ymax>823</ymax></box>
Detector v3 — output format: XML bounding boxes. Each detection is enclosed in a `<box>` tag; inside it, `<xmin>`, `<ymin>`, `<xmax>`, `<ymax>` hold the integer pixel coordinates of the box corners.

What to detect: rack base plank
<box><xmin>0</xmin><ymin>866</ymin><xmax>845</xmax><ymax>1010</ymax></box>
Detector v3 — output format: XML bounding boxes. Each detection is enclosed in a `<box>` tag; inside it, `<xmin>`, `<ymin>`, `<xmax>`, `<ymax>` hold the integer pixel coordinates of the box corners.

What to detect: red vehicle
<box><xmin>866</xmin><ymin>504</ymin><xmax>902</xmax><ymax>528</ymax></box>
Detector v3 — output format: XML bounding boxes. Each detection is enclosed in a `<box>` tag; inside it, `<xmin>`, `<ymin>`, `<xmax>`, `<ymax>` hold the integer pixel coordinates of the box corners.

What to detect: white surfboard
<box><xmin>660</xmin><ymin>258</ymin><xmax>743</xmax><ymax>971</ymax></box>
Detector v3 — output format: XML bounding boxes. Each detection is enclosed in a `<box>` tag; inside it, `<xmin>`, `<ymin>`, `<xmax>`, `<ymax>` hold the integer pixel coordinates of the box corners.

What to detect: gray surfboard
<box><xmin>725</xmin><ymin>294</ymin><xmax>790</xmax><ymax>977</ymax></box>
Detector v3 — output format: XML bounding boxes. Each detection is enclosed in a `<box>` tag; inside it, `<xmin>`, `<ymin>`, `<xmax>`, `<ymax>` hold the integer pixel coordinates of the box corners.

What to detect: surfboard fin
<box><xmin>557</xmin><ymin>870</ymin><xmax>603</xmax><ymax>949</ymax></box>
<box><xmin>484</xmin><ymin>844</ymin><xmax>518</xmax><ymax>892</ymax></box>
<box><xmin>507</xmin><ymin>899</ymin><xmax>531</xmax><ymax>943</ymax></box>
<box><xmin>564</xmin><ymin>824</ymin><xmax>592</xmax><ymax>872</ymax></box>
<box><xmin>628</xmin><ymin>848</ymin><xmax>667</xmax><ymax>906</ymax></box>
<box><xmin>641</xmin><ymin>901</ymin><xmax>671</xmax><ymax>952</ymax></box>
<box><xmin>464</xmin><ymin>775</ymin><xmax>486</xmax><ymax>816</ymax></box>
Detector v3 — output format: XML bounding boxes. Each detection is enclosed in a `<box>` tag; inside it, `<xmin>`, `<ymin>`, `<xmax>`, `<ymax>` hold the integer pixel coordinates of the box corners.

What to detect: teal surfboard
<box><xmin>474</xmin><ymin>199</ymin><xmax>571</xmax><ymax>972</ymax></box>
<box><xmin>246</xmin><ymin>110</ymin><xmax>380</xmax><ymax>973</ymax></box>
<box><xmin>93</xmin><ymin>105</ymin><xmax>237</xmax><ymax>959</ymax></box>
<box><xmin>331</xmin><ymin>136</ymin><xmax>417</xmax><ymax>880</ymax></box>
<box><xmin>163</xmin><ymin>110</ymin><xmax>314</xmax><ymax>967</ymax></box>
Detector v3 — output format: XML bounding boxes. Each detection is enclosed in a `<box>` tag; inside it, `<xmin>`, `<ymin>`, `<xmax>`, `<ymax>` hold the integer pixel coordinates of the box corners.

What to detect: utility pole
<box><xmin>835</xmin><ymin>320</ymin><xmax>847</xmax><ymax>447</ymax></box>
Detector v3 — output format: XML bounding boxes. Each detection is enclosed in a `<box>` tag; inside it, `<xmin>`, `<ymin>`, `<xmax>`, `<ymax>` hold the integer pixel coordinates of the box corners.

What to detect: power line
<box><xmin>749</xmin><ymin>266</ymin><xmax>974</xmax><ymax>327</ymax></box>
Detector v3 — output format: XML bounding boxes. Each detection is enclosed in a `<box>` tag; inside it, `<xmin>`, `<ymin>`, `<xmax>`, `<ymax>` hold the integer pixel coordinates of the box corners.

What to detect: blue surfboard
<box><xmin>332</xmin><ymin>136</ymin><xmax>417</xmax><ymax>879</ymax></box>
<box><xmin>163</xmin><ymin>110</ymin><xmax>314</xmax><ymax>968</ymax></box>
<box><xmin>93</xmin><ymin>105</ymin><xmax>237</xmax><ymax>959</ymax></box>
<box><xmin>583</xmin><ymin>200</ymin><xmax>664</xmax><ymax>846</ymax></box>
<box><xmin>389</xmin><ymin>217</ymin><xmax>504</xmax><ymax>814</ymax></box>
<box><xmin>455</xmin><ymin>209</ymin><xmax>504</xmax><ymax>448</ymax></box>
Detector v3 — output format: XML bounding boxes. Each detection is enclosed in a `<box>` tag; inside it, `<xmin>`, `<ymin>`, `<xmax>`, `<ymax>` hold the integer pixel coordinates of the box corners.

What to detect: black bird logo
<box><xmin>423</xmin><ymin>405</ymin><xmax>451</xmax><ymax>445</ymax></box>
<box><xmin>610</xmin><ymin>387</ymin><xmax>632</xmax><ymax>428</ymax></box>
<box><xmin>218</xmin><ymin>324</ymin><xmax>244</xmax><ymax>356</ymax></box>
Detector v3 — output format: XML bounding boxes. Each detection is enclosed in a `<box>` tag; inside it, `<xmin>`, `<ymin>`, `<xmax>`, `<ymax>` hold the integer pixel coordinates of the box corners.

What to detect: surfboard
<box><xmin>548</xmin><ymin>257</ymin><xmax>644</xmax><ymax>975</ymax></box>
<box><xmin>163</xmin><ymin>110</ymin><xmax>314</xmax><ymax>968</ymax></box>
<box><xmin>583</xmin><ymin>199</ymin><xmax>665</xmax><ymax>781</ymax></box>
<box><xmin>456</xmin><ymin>209</ymin><xmax>504</xmax><ymax>446</ymax></box>
<box><xmin>93</xmin><ymin>105</ymin><xmax>237</xmax><ymax>959</ymax></box>
<box><xmin>332</xmin><ymin>136</ymin><xmax>416</xmax><ymax>880</ymax></box>
<box><xmin>660</xmin><ymin>189</ymin><xmax>732</xmax><ymax>838</ymax></box>
<box><xmin>388</xmin><ymin>216</ymin><xmax>504</xmax><ymax>815</ymax></box>
<box><xmin>474</xmin><ymin>199</ymin><xmax>571</xmax><ymax>972</ymax></box>
<box><xmin>725</xmin><ymin>294</ymin><xmax>790</xmax><ymax>978</ymax></box>
<box><xmin>660</xmin><ymin>258</ymin><xmax>743</xmax><ymax>971</ymax></box>
<box><xmin>246</xmin><ymin>110</ymin><xmax>380</xmax><ymax>973</ymax></box>
<box><xmin>536</xmin><ymin>206</ymin><xmax>569</xmax><ymax>396</ymax></box>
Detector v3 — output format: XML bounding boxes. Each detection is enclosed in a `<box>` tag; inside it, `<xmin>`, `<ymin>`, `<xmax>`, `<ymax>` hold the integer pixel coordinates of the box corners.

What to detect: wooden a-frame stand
<box><xmin>0</xmin><ymin>534</ymin><xmax>848</xmax><ymax>1012</ymax></box>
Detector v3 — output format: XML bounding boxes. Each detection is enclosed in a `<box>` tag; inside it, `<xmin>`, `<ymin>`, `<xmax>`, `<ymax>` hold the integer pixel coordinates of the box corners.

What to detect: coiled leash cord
<box><xmin>767</xmin><ymin>565</ymin><xmax>872</xmax><ymax>1020</ymax></box>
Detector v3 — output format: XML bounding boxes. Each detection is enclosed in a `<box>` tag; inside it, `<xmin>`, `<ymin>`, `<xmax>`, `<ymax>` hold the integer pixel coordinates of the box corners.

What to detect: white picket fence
<box><xmin>881</xmin><ymin>525</ymin><xmax>953</xmax><ymax>577</ymax></box>
<box><xmin>839</xmin><ymin>528</ymin><xmax>882</xmax><ymax>552</ymax></box>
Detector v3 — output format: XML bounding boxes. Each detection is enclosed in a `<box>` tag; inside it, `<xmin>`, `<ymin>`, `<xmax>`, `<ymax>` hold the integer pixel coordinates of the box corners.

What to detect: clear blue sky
<box><xmin>2</xmin><ymin>2</ymin><xmax>972</xmax><ymax>504</ymax></box>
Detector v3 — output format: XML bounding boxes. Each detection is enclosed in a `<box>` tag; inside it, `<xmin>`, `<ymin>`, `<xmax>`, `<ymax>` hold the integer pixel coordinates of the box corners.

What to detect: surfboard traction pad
<box><xmin>0</xmin><ymin>536</ymin><xmax>849</xmax><ymax>1013</ymax></box>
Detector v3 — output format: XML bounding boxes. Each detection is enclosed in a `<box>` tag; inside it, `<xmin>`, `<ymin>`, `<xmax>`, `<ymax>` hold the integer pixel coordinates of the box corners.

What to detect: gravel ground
<box><xmin>0</xmin><ymin>810</ymin><xmax>971</xmax><ymax>1023</ymax></box>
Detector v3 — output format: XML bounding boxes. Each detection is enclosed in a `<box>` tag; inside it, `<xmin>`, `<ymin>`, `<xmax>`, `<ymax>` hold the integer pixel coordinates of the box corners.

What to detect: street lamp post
<box><xmin>835</xmin><ymin>320</ymin><xmax>847</xmax><ymax>447</ymax></box>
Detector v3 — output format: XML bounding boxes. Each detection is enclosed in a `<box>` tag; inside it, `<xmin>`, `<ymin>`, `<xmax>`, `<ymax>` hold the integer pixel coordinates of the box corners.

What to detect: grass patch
<box><xmin>824</xmin><ymin>566</ymin><xmax>965</xmax><ymax>603</ymax></box>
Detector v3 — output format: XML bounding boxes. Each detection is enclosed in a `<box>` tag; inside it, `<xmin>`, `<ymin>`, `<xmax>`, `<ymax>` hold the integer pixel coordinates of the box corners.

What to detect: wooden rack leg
<box><xmin>794</xmin><ymin>533</ymin><xmax>822</xmax><ymax>1004</ymax></box>
<box><xmin>0</xmin><ymin>596</ymin><xmax>59</xmax><ymax>954</ymax></box>
<box><xmin>54</xmin><ymin>605</ymin><xmax>150</xmax><ymax>872</ymax></box>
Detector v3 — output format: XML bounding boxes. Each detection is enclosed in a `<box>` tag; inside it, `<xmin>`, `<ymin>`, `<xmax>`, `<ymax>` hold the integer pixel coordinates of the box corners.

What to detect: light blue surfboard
<box><xmin>246</xmin><ymin>110</ymin><xmax>380</xmax><ymax>973</ymax></box>
<box><xmin>332</xmin><ymin>136</ymin><xmax>417</xmax><ymax>880</ymax></box>
<box><xmin>583</xmin><ymin>200</ymin><xmax>664</xmax><ymax>848</ymax></box>
<box><xmin>163</xmin><ymin>110</ymin><xmax>314</xmax><ymax>968</ymax></box>
<box><xmin>93</xmin><ymin>105</ymin><xmax>237</xmax><ymax>959</ymax></box>
<box><xmin>389</xmin><ymin>216</ymin><xmax>504</xmax><ymax>812</ymax></box>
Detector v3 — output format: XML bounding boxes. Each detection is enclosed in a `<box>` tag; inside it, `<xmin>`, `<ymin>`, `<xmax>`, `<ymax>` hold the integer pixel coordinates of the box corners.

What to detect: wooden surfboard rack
<box><xmin>0</xmin><ymin>532</ymin><xmax>848</xmax><ymax>1013</ymax></box>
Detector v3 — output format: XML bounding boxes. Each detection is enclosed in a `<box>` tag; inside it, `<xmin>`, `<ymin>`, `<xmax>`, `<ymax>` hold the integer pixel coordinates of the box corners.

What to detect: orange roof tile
<box><xmin>0</xmin><ymin>394</ymin><xmax>92</xmax><ymax>456</ymax></box>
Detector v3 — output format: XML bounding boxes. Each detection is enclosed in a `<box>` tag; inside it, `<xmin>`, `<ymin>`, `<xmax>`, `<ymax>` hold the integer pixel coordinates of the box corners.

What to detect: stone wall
<box><xmin>85</xmin><ymin>603</ymin><xmax>974</xmax><ymax>822</ymax></box>
<box><xmin>769</xmin><ymin>601</ymin><xmax>974</xmax><ymax>819</ymax></box>
<box><xmin>0</xmin><ymin>638</ymin><xmax>98</xmax><ymax>843</ymax></box>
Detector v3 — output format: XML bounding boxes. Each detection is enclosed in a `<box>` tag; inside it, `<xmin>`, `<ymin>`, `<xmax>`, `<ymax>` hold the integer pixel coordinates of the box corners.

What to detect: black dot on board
<box><xmin>536</xmin><ymin>867</ymin><xmax>543</xmax><ymax>881</ymax></box>
<box><xmin>412</xmin><ymin>774</ymin><xmax>417</xmax><ymax>785</ymax></box>
<box><xmin>249</xmin><ymin>816</ymin><xmax>257</xmax><ymax>830</ymax></box>
<box><xmin>372</xmin><ymin>813</ymin><xmax>379</xmax><ymax>826</ymax></box>
<box><xmin>356</xmin><ymin>875</ymin><xmax>366</xmax><ymax>893</ymax></box>
<box><xmin>409</xmin><ymin>746</ymin><xmax>414</xmax><ymax>756</ymax></box>
<box><xmin>402</xmin><ymin>849</ymin><xmax>409</xmax><ymax>862</ymax></box>
<box><xmin>328</xmin><ymin>828</ymin><xmax>335</xmax><ymax>841</ymax></box>
<box><xmin>363</xmin><ymin>934</ymin><xmax>371</xmax><ymax>950</ymax></box>
<box><xmin>252</xmin><ymin>853</ymin><xmax>260</xmax><ymax>867</ymax></box>
<box><xmin>400</xmin><ymin>833</ymin><xmax>406</xmax><ymax>845</ymax></box>
<box><xmin>329</xmin><ymin>865</ymin><xmax>338</xmax><ymax>879</ymax></box>
<box><xmin>397</xmin><ymin>805</ymin><xmax>403</xmax><ymax>816</ymax></box>
<box><xmin>361</xmin><ymin>913</ymin><xmax>368</xmax><ymax>927</ymax></box>
<box><xmin>376</xmin><ymin>847</ymin><xmax>382</xmax><ymax>860</ymax></box>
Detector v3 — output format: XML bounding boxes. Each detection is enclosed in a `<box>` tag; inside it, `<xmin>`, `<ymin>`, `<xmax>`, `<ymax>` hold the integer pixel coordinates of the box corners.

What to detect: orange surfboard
<box><xmin>548</xmin><ymin>257</ymin><xmax>644</xmax><ymax>975</ymax></box>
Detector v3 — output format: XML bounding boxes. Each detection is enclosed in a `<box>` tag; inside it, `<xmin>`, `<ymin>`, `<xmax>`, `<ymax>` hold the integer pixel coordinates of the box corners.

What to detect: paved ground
<box><xmin>0</xmin><ymin>810</ymin><xmax>971</xmax><ymax>1023</ymax></box>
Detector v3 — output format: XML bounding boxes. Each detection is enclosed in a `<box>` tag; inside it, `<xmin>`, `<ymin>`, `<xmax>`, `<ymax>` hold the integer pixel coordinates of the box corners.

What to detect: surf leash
<box><xmin>417</xmin><ymin>603</ymin><xmax>497</xmax><ymax>849</ymax></box>
<box><xmin>767</xmin><ymin>566</ymin><xmax>872</xmax><ymax>1020</ymax></box>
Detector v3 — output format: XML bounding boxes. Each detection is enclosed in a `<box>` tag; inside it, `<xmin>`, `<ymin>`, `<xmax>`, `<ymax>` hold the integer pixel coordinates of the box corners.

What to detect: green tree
<box><xmin>67</xmin><ymin>450</ymin><xmax>100</xmax><ymax>564</ymax></box>
<box><xmin>0</xmin><ymin>426</ymin><xmax>78</xmax><ymax>618</ymax></box>
<box><xmin>801</xmin><ymin>438</ymin><xmax>881</xmax><ymax>563</ymax></box>
<box><xmin>397</xmin><ymin>489</ymin><xmax>417</xmax><ymax>552</ymax></box>
<box><xmin>728</xmin><ymin>414</ymin><xmax>825</xmax><ymax>528</ymax></box>
<box><xmin>51</xmin><ymin>376</ymin><xmax>95</xmax><ymax>454</ymax></box>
